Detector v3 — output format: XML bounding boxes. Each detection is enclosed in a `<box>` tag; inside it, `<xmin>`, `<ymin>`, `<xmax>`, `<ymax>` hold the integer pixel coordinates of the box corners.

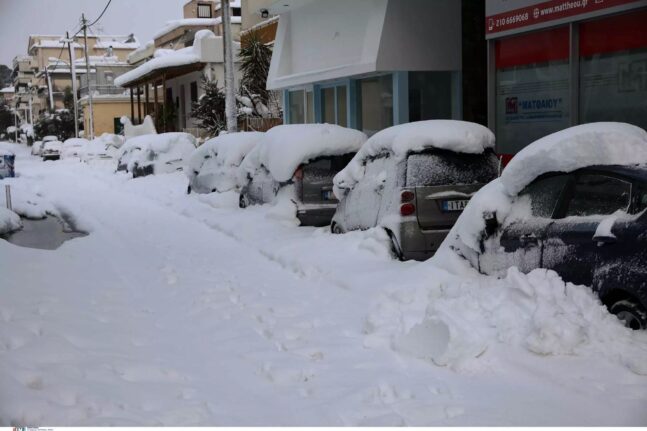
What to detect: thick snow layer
<box><xmin>153</xmin><ymin>18</ymin><xmax>219</xmax><ymax>40</ymax></box>
<box><xmin>334</xmin><ymin>120</ymin><xmax>494</xmax><ymax>194</ymax></box>
<box><xmin>187</xmin><ymin>132</ymin><xmax>263</xmax><ymax>193</ymax></box>
<box><xmin>61</xmin><ymin>138</ymin><xmax>90</xmax><ymax>159</ymax></box>
<box><xmin>121</xmin><ymin>116</ymin><xmax>157</xmax><ymax>139</ymax></box>
<box><xmin>80</xmin><ymin>134</ymin><xmax>124</xmax><ymax>162</ymax></box>
<box><xmin>0</xmin><ymin>206</ymin><xmax>21</xmax><ymax>234</ymax></box>
<box><xmin>252</xmin><ymin>124</ymin><xmax>367</xmax><ymax>182</ymax></box>
<box><xmin>115</xmin><ymin>30</ymin><xmax>217</xmax><ymax>88</ymax></box>
<box><xmin>1</xmin><ymin>140</ymin><xmax>646</xmax><ymax>425</ymax></box>
<box><xmin>501</xmin><ymin>122</ymin><xmax>647</xmax><ymax>196</ymax></box>
<box><xmin>120</xmin><ymin>133</ymin><xmax>197</xmax><ymax>173</ymax></box>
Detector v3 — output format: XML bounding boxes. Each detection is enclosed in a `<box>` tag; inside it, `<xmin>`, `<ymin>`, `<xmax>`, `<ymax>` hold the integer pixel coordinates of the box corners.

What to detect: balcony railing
<box><xmin>79</xmin><ymin>85</ymin><xmax>128</xmax><ymax>98</ymax></box>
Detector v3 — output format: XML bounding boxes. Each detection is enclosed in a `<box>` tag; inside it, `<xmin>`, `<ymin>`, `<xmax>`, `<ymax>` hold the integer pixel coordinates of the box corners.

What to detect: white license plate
<box><xmin>442</xmin><ymin>199</ymin><xmax>469</xmax><ymax>211</ymax></box>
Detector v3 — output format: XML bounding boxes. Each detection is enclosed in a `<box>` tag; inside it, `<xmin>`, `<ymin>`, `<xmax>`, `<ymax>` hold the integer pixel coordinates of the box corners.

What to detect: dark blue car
<box><xmin>0</xmin><ymin>151</ymin><xmax>15</xmax><ymax>179</ymax></box>
<box><xmin>478</xmin><ymin>164</ymin><xmax>647</xmax><ymax>330</ymax></box>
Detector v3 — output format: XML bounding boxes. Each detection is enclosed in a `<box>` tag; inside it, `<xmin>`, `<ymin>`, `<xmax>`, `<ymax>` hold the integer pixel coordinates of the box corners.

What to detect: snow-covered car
<box><xmin>61</xmin><ymin>138</ymin><xmax>90</xmax><ymax>159</ymax></box>
<box><xmin>444</xmin><ymin>122</ymin><xmax>647</xmax><ymax>330</ymax></box>
<box><xmin>0</xmin><ymin>149</ymin><xmax>15</xmax><ymax>179</ymax></box>
<box><xmin>238</xmin><ymin>124</ymin><xmax>367</xmax><ymax>226</ymax></box>
<box><xmin>80</xmin><ymin>134</ymin><xmax>124</xmax><ymax>162</ymax></box>
<box><xmin>331</xmin><ymin>120</ymin><xmax>499</xmax><ymax>261</ymax></box>
<box><xmin>187</xmin><ymin>132</ymin><xmax>264</xmax><ymax>194</ymax></box>
<box><xmin>31</xmin><ymin>140</ymin><xmax>44</xmax><ymax>156</ymax></box>
<box><xmin>41</xmin><ymin>140</ymin><xmax>64</xmax><ymax>161</ymax></box>
<box><xmin>117</xmin><ymin>132</ymin><xmax>197</xmax><ymax>178</ymax></box>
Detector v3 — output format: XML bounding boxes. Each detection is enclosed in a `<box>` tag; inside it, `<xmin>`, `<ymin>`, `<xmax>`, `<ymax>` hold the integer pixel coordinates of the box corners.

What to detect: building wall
<box><xmin>81</xmin><ymin>98</ymin><xmax>132</xmax><ymax>136</ymax></box>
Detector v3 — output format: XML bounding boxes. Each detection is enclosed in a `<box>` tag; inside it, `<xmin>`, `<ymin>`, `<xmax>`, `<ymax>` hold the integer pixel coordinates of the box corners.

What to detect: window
<box><xmin>564</xmin><ymin>174</ymin><xmax>631</xmax><ymax>217</ymax></box>
<box><xmin>288</xmin><ymin>90</ymin><xmax>304</xmax><ymax>124</ymax></box>
<box><xmin>197</xmin><ymin>4</ymin><xmax>212</xmax><ymax>18</ymax></box>
<box><xmin>405</xmin><ymin>150</ymin><xmax>498</xmax><ymax>187</ymax></box>
<box><xmin>190</xmin><ymin>81</ymin><xmax>198</xmax><ymax>104</ymax></box>
<box><xmin>232</xmin><ymin>7</ymin><xmax>241</xmax><ymax>17</ymax></box>
<box><xmin>408</xmin><ymin>72</ymin><xmax>458</xmax><ymax>122</ymax></box>
<box><xmin>321</xmin><ymin>85</ymin><xmax>348</xmax><ymax>127</ymax></box>
<box><xmin>104</xmin><ymin>71</ymin><xmax>114</xmax><ymax>85</ymax></box>
<box><xmin>356</xmin><ymin>75</ymin><xmax>393</xmax><ymax>136</ymax></box>
<box><xmin>519</xmin><ymin>174</ymin><xmax>570</xmax><ymax>218</ymax></box>
<box><xmin>495</xmin><ymin>27</ymin><xmax>570</xmax><ymax>155</ymax></box>
<box><xmin>579</xmin><ymin>10</ymin><xmax>647</xmax><ymax>132</ymax></box>
<box><xmin>306</xmin><ymin>91</ymin><xmax>314</xmax><ymax>123</ymax></box>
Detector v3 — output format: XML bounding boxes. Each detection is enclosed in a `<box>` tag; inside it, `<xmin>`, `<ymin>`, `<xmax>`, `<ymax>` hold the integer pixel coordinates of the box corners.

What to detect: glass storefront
<box><xmin>579</xmin><ymin>10</ymin><xmax>647</xmax><ymax>131</ymax></box>
<box><xmin>408</xmin><ymin>71</ymin><xmax>459</xmax><ymax>122</ymax></box>
<box><xmin>495</xmin><ymin>27</ymin><xmax>570</xmax><ymax>155</ymax></box>
<box><xmin>356</xmin><ymin>75</ymin><xmax>393</xmax><ymax>136</ymax></box>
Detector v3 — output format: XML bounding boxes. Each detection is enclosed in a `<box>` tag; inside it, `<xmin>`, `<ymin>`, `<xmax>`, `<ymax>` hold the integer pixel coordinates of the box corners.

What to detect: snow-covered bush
<box><xmin>187</xmin><ymin>131</ymin><xmax>263</xmax><ymax>193</ymax></box>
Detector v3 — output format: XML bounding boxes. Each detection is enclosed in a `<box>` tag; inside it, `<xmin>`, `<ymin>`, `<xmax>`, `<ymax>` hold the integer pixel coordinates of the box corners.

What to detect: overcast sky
<box><xmin>0</xmin><ymin>0</ymin><xmax>187</xmax><ymax>66</ymax></box>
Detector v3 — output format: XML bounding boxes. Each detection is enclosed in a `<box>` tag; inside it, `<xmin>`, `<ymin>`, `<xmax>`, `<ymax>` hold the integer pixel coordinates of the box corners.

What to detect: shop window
<box><xmin>356</xmin><ymin>75</ymin><xmax>393</xmax><ymax>136</ymax></box>
<box><xmin>408</xmin><ymin>71</ymin><xmax>458</xmax><ymax>122</ymax></box>
<box><xmin>579</xmin><ymin>10</ymin><xmax>647</xmax><ymax>131</ymax></box>
<box><xmin>495</xmin><ymin>27</ymin><xmax>570</xmax><ymax>155</ymax></box>
<box><xmin>321</xmin><ymin>85</ymin><xmax>348</xmax><ymax>127</ymax></box>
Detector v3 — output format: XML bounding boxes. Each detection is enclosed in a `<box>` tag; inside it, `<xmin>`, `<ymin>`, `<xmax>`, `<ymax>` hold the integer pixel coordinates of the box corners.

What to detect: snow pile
<box><xmin>0</xmin><ymin>182</ymin><xmax>57</xmax><ymax>220</ymax></box>
<box><xmin>120</xmin><ymin>133</ymin><xmax>197</xmax><ymax>174</ymax></box>
<box><xmin>121</xmin><ymin>116</ymin><xmax>157</xmax><ymax>139</ymax></box>
<box><xmin>334</xmin><ymin>120</ymin><xmax>494</xmax><ymax>195</ymax></box>
<box><xmin>61</xmin><ymin>138</ymin><xmax>90</xmax><ymax>159</ymax></box>
<box><xmin>251</xmin><ymin>124</ymin><xmax>367</xmax><ymax>182</ymax></box>
<box><xmin>115</xmin><ymin>30</ymin><xmax>218</xmax><ymax>88</ymax></box>
<box><xmin>187</xmin><ymin>132</ymin><xmax>263</xmax><ymax>193</ymax></box>
<box><xmin>501</xmin><ymin>122</ymin><xmax>647</xmax><ymax>195</ymax></box>
<box><xmin>437</xmin><ymin>122</ymin><xmax>647</xmax><ymax>258</ymax></box>
<box><xmin>366</xmin><ymin>266</ymin><xmax>647</xmax><ymax>374</ymax></box>
<box><xmin>0</xmin><ymin>206</ymin><xmax>21</xmax><ymax>234</ymax></box>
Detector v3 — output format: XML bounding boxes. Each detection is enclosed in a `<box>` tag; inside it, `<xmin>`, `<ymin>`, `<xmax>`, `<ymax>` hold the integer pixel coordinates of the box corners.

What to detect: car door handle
<box><xmin>520</xmin><ymin>234</ymin><xmax>539</xmax><ymax>244</ymax></box>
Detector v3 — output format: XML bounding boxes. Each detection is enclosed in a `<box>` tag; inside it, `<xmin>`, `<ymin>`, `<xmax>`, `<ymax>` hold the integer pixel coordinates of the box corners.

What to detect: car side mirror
<box><xmin>484</xmin><ymin>211</ymin><xmax>498</xmax><ymax>237</ymax></box>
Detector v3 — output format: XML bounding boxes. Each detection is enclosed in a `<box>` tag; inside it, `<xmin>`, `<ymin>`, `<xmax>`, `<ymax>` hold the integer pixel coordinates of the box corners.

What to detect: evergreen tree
<box><xmin>190</xmin><ymin>78</ymin><xmax>226</xmax><ymax>136</ymax></box>
<box><xmin>238</xmin><ymin>30</ymin><xmax>272</xmax><ymax>105</ymax></box>
<box><xmin>63</xmin><ymin>86</ymin><xmax>74</xmax><ymax>111</ymax></box>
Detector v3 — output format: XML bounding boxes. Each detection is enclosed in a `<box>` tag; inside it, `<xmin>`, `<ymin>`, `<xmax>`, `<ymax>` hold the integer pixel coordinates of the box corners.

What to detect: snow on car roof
<box><xmin>501</xmin><ymin>122</ymin><xmax>647</xmax><ymax>196</ymax></box>
<box><xmin>334</xmin><ymin>120</ymin><xmax>494</xmax><ymax>193</ymax></box>
<box><xmin>256</xmin><ymin>124</ymin><xmax>367</xmax><ymax>182</ymax></box>
<box><xmin>63</xmin><ymin>138</ymin><xmax>90</xmax><ymax>147</ymax></box>
<box><xmin>187</xmin><ymin>132</ymin><xmax>263</xmax><ymax>180</ymax></box>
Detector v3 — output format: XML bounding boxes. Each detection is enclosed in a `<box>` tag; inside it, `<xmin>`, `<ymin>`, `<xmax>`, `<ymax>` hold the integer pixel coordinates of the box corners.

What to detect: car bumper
<box><xmin>398</xmin><ymin>221</ymin><xmax>451</xmax><ymax>261</ymax></box>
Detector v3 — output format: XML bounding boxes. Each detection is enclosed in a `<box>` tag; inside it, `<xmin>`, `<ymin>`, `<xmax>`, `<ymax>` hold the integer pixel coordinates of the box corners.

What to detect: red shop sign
<box><xmin>486</xmin><ymin>0</ymin><xmax>644</xmax><ymax>35</ymax></box>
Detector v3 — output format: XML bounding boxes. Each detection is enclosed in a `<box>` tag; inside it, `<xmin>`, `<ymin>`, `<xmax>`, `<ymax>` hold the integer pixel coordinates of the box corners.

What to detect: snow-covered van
<box><xmin>187</xmin><ymin>132</ymin><xmax>263</xmax><ymax>194</ymax></box>
<box><xmin>117</xmin><ymin>133</ymin><xmax>197</xmax><ymax>178</ymax></box>
<box><xmin>237</xmin><ymin>124</ymin><xmax>367</xmax><ymax>226</ymax></box>
<box><xmin>331</xmin><ymin>120</ymin><xmax>499</xmax><ymax>261</ymax></box>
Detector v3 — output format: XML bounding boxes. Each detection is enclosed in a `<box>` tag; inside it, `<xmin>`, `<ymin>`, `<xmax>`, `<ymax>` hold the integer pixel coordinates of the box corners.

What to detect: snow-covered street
<box><xmin>1</xmin><ymin>142</ymin><xmax>647</xmax><ymax>426</ymax></box>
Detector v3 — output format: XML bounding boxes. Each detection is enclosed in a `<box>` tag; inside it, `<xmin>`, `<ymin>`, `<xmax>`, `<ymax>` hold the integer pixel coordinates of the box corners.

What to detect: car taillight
<box><xmin>401</xmin><ymin>190</ymin><xmax>414</xmax><ymax>203</ymax></box>
<box><xmin>400</xmin><ymin>203</ymin><xmax>415</xmax><ymax>216</ymax></box>
<box><xmin>293</xmin><ymin>165</ymin><xmax>303</xmax><ymax>181</ymax></box>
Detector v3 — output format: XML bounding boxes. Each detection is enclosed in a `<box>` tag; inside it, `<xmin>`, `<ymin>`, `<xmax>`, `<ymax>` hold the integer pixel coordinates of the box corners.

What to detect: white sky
<box><xmin>0</xmin><ymin>0</ymin><xmax>187</xmax><ymax>66</ymax></box>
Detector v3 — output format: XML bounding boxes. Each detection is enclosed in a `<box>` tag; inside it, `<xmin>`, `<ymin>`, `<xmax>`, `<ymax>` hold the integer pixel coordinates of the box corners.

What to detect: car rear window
<box><xmin>304</xmin><ymin>153</ymin><xmax>355</xmax><ymax>174</ymax></box>
<box><xmin>405</xmin><ymin>150</ymin><xmax>498</xmax><ymax>187</ymax></box>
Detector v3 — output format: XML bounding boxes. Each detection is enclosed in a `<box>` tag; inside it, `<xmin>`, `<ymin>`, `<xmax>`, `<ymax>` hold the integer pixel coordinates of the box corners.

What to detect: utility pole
<box><xmin>27</xmin><ymin>84</ymin><xmax>33</xmax><ymax>125</ymax></box>
<box><xmin>45</xmin><ymin>68</ymin><xmax>54</xmax><ymax>112</ymax></box>
<box><xmin>65</xmin><ymin>32</ymin><xmax>80</xmax><ymax>138</ymax></box>
<box><xmin>82</xmin><ymin>13</ymin><xmax>95</xmax><ymax>140</ymax></box>
<box><xmin>222</xmin><ymin>0</ymin><xmax>237</xmax><ymax>132</ymax></box>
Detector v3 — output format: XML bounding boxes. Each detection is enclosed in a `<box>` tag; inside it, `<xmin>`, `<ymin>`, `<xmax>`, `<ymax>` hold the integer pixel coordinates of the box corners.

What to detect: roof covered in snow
<box><xmin>153</xmin><ymin>19</ymin><xmax>220</xmax><ymax>40</ymax></box>
<box><xmin>253</xmin><ymin>124</ymin><xmax>367</xmax><ymax>182</ymax></box>
<box><xmin>501</xmin><ymin>122</ymin><xmax>647</xmax><ymax>196</ymax></box>
<box><xmin>0</xmin><ymin>87</ymin><xmax>15</xmax><ymax>93</ymax></box>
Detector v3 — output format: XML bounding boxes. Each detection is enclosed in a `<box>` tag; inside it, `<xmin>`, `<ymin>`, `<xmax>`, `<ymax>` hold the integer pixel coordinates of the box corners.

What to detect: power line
<box><xmin>88</xmin><ymin>0</ymin><xmax>113</xmax><ymax>28</ymax></box>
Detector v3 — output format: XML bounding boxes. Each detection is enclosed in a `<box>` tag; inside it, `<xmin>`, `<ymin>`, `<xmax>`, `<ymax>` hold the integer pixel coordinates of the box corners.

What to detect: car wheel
<box><xmin>239</xmin><ymin>193</ymin><xmax>249</xmax><ymax>209</ymax></box>
<box><xmin>331</xmin><ymin>223</ymin><xmax>344</xmax><ymax>234</ymax></box>
<box><xmin>610</xmin><ymin>299</ymin><xmax>647</xmax><ymax>330</ymax></box>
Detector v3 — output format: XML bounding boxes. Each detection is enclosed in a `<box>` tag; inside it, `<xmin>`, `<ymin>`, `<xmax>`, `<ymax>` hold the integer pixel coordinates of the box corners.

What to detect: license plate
<box><xmin>322</xmin><ymin>190</ymin><xmax>334</xmax><ymax>200</ymax></box>
<box><xmin>442</xmin><ymin>199</ymin><xmax>469</xmax><ymax>211</ymax></box>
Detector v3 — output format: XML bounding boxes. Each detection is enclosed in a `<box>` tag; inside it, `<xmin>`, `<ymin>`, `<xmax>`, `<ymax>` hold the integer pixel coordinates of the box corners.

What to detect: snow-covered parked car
<box><xmin>117</xmin><ymin>132</ymin><xmax>197</xmax><ymax>178</ymax></box>
<box><xmin>331</xmin><ymin>120</ymin><xmax>499</xmax><ymax>261</ymax></box>
<box><xmin>443</xmin><ymin>122</ymin><xmax>647</xmax><ymax>330</ymax></box>
<box><xmin>41</xmin><ymin>139</ymin><xmax>64</xmax><ymax>161</ymax></box>
<box><xmin>61</xmin><ymin>138</ymin><xmax>90</xmax><ymax>159</ymax></box>
<box><xmin>187</xmin><ymin>131</ymin><xmax>263</xmax><ymax>194</ymax></box>
<box><xmin>0</xmin><ymin>148</ymin><xmax>15</xmax><ymax>179</ymax></box>
<box><xmin>238</xmin><ymin>124</ymin><xmax>367</xmax><ymax>226</ymax></box>
<box><xmin>81</xmin><ymin>134</ymin><xmax>124</xmax><ymax>162</ymax></box>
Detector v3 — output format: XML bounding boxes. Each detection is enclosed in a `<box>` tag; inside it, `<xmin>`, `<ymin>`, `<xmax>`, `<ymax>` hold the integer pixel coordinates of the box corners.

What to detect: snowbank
<box><xmin>501</xmin><ymin>122</ymin><xmax>647</xmax><ymax>196</ymax></box>
<box><xmin>368</xmin><ymin>266</ymin><xmax>647</xmax><ymax>374</ymax></box>
<box><xmin>187</xmin><ymin>132</ymin><xmax>263</xmax><ymax>193</ymax></box>
<box><xmin>334</xmin><ymin>120</ymin><xmax>494</xmax><ymax>195</ymax></box>
<box><xmin>0</xmin><ymin>206</ymin><xmax>21</xmax><ymax>234</ymax></box>
<box><xmin>253</xmin><ymin>124</ymin><xmax>367</xmax><ymax>182</ymax></box>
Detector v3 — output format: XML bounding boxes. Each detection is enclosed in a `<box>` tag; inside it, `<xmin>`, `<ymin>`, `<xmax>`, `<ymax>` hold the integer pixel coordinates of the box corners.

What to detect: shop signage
<box><xmin>486</xmin><ymin>0</ymin><xmax>643</xmax><ymax>35</ymax></box>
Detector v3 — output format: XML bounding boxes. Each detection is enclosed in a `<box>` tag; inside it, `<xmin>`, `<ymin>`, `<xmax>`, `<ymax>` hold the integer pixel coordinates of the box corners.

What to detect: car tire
<box><xmin>331</xmin><ymin>223</ymin><xmax>344</xmax><ymax>234</ymax></box>
<box><xmin>239</xmin><ymin>193</ymin><xmax>249</xmax><ymax>209</ymax></box>
<box><xmin>610</xmin><ymin>299</ymin><xmax>647</xmax><ymax>330</ymax></box>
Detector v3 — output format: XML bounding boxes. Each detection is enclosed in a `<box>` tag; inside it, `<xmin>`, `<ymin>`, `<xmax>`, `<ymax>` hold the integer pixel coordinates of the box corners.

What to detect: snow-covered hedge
<box><xmin>187</xmin><ymin>132</ymin><xmax>263</xmax><ymax>193</ymax></box>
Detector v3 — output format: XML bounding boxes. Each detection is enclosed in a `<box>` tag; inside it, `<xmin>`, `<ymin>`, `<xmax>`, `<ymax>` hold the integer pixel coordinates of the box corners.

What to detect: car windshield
<box><xmin>405</xmin><ymin>149</ymin><xmax>498</xmax><ymax>187</ymax></box>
